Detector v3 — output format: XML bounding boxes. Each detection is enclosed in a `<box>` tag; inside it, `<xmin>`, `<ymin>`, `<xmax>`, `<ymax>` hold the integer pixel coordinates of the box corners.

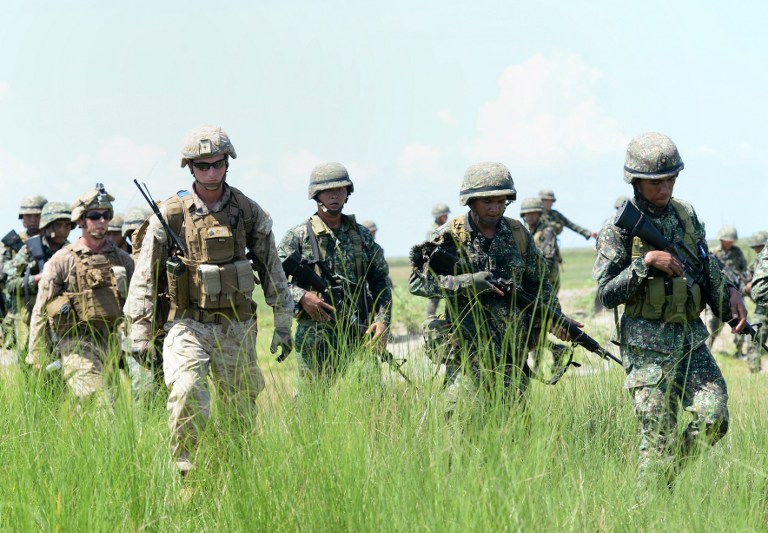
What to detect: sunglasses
<box><xmin>192</xmin><ymin>158</ymin><xmax>227</xmax><ymax>171</ymax></box>
<box><xmin>84</xmin><ymin>211</ymin><xmax>112</xmax><ymax>221</ymax></box>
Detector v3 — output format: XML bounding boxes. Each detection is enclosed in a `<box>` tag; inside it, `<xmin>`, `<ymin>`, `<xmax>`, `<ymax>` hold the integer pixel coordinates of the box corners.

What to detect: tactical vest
<box><xmin>46</xmin><ymin>245</ymin><xmax>127</xmax><ymax>335</ymax></box>
<box><xmin>450</xmin><ymin>215</ymin><xmax>528</xmax><ymax>255</ymax></box>
<box><xmin>164</xmin><ymin>188</ymin><xmax>256</xmax><ymax>322</ymax></box>
<box><xmin>623</xmin><ymin>199</ymin><xmax>705</xmax><ymax>324</ymax></box>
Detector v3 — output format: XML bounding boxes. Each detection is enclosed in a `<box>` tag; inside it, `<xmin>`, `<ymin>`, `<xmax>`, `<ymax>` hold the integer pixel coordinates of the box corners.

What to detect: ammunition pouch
<box><xmin>198</xmin><ymin>225</ymin><xmax>235</xmax><ymax>264</ymax></box>
<box><xmin>625</xmin><ymin>276</ymin><xmax>704</xmax><ymax>324</ymax></box>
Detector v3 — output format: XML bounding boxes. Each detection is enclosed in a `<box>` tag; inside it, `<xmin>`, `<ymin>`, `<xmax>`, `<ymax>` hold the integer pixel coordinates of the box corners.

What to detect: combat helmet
<box><xmin>459</xmin><ymin>162</ymin><xmax>516</xmax><ymax>206</ymax></box>
<box><xmin>308</xmin><ymin>162</ymin><xmax>354</xmax><ymax>200</ymax></box>
<box><xmin>180</xmin><ymin>125</ymin><xmax>237</xmax><ymax>168</ymax></box>
<box><xmin>520</xmin><ymin>197</ymin><xmax>544</xmax><ymax>215</ymax></box>
<box><xmin>108</xmin><ymin>213</ymin><xmax>124</xmax><ymax>233</ymax></box>
<box><xmin>538</xmin><ymin>189</ymin><xmax>556</xmax><ymax>202</ymax></box>
<box><xmin>623</xmin><ymin>132</ymin><xmax>684</xmax><ymax>183</ymax></box>
<box><xmin>431</xmin><ymin>203</ymin><xmax>450</xmax><ymax>218</ymax></box>
<box><xmin>39</xmin><ymin>201</ymin><xmax>74</xmax><ymax>229</ymax></box>
<box><xmin>749</xmin><ymin>231</ymin><xmax>768</xmax><ymax>249</ymax></box>
<box><xmin>71</xmin><ymin>183</ymin><xmax>115</xmax><ymax>222</ymax></box>
<box><xmin>122</xmin><ymin>206</ymin><xmax>151</xmax><ymax>238</ymax></box>
<box><xmin>717</xmin><ymin>225</ymin><xmax>738</xmax><ymax>242</ymax></box>
<box><xmin>18</xmin><ymin>195</ymin><xmax>48</xmax><ymax>219</ymax></box>
<box><xmin>361</xmin><ymin>220</ymin><xmax>378</xmax><ymax>232</ymax></box>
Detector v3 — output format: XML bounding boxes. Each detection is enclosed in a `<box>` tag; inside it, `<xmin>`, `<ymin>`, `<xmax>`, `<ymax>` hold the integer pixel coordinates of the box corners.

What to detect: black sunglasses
<box><xmin>84</xmin><ymin>211</ymin><xmax>112</xmax><ymax>221</ymax></box>
<box><xmin>192</xmin><ymin>158</ymin><xmax>227</xmax><ymax>171</ymax></box>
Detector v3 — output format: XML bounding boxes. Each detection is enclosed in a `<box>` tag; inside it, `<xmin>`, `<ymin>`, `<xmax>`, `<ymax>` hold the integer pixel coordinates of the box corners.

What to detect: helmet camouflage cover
<box><xmin>459</xmin><ymin>162</ymin><xmax>516</xmax><ymax>206</ymax></box>
<box><xmin>749</xmin><ymin>231</ymin><xmax>768</xmax><ymax>248</ymax></box>
<box><xmin>431</xmin><ymin>203</ymin><xmax>450</xmax><ymax>218</ymax></box>
<box><xmin>623</xmin><ymin>132</ymin><xmax>684</xmax><ymax>183</ymax></box>
<box><xmin>361</xmin><ymin>220</ymin><xmax>378</xmax><ymax>232</ymax></box>
<box><xmin>18</xmin><ymin>194</ymin><xmax>48</xmax><ymax>219</ymax></box>
<box><xmin>39</xmin><ymin>201</ymin><xmax>74</xmax><ymax>229</ymax></box>
<box><xmin>108</xmin><ymin>213</ymin><xmax>124</xmax><ymax>233</ymax></box>
<box><xmin>308</xmin><ymin>162</ymin><xmax>354</xmax><ymax>200</ymax></box>
<box><xmin>520</xmin><ymin>197</ymin><xmax>544</xmax><ymax>215</ymax></box>
<box><xmin>122</xmin><ymin>206</ymin><xmax>151</xmax><ymax>238</ymax></box>
<box><xmin>71</xmin><ymin>183</ymin><xmax>115</xmax><ymax>222</ymax></box>
<box><xmin>180</xmin><ymin>125</ymin><xmax>237</xmax><ymax>168</ymax></box>
<box><xmin>717</xmin><ymin>225</ymin><xmax>738</xmax><ymax>242</ymax></box>
<box><xmin>538</xmin><ymin>189</ymin><xmax>556</xmax><ymax>201</ymax></box>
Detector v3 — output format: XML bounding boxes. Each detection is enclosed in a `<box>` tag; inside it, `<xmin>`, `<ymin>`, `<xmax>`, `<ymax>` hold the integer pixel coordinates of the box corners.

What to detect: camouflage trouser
<box><xmin>623</xmin><ymin>343</ymin><xmax>729</xmax><ymax>487</ymax></box>
<box><xmin>426</xmin><ymin>298</ymin><xmax>440</xmax><ymax>318</ymax></box>
<box><xmin>745</xmin><ymin>309</ymin><xmax>768</xmax><ymax>373</ymax></box>
<box><xmin>0</xmin><ymin>308</ymin><xmax>30</xmax><ymax>357</ymax></box>
<box><xmin>294</xmin><ymin>319</ymin><xmax>368</xmax><ymax>385</ymax></box>
<box><xmin>58</xmin><ymin>335</ymin><xmax>118</xmax><ymax>408</ymax></box>
<box><xmin>163</xmin><ymin>318</ymin><xmax>264</xmax><ymax>473</ymax></box>
<box><xmin>423</xmin><ymin>316</ymin><xmax>530</xmax><ymax>422</ymax></box>
<box><xmin>707</xmin><ymin>312</ymin><xmax>745</xmax><ymax>355</ymax></box>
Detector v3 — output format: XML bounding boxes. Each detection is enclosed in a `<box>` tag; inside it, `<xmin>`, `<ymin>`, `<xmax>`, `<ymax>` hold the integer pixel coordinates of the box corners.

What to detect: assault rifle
<box><xmin>614</xmin><ymin>200</ymin><xmax>768</xmax><ymax>352</ymax></box>
<box><xmin>282</xmin><ymin>250</ymin><xmax>409</xmax><ymax>380</ymax></box>
<box><xmin>23</xmin><ymin>235</ymin><xmax>47</xmax><ymax>307</ymax></box>
<box><xmin>422</xmin><ymin>245</ymin><xmax>622</xmax><ymax>366</ymax></box>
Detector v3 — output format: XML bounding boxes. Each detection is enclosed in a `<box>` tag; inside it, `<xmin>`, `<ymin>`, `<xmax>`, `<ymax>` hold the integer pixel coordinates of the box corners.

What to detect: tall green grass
<box><xmin>2</xmin><ymin>249</ymin><xmax>767</xmax><ymax>531</ymax></box>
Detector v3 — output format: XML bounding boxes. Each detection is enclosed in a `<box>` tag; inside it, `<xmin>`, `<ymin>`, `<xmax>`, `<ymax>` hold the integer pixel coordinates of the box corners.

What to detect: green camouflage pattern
<box><xmin>519</xmin><ymin>197</ymin><xmax>544</xmax><ymax>215</ymax></box>
<box><xmin>18</xmin><ymin>195</ymin><xmax>47</xmax><ymax>218</ymax></box>
<box><xmin>716</xmin><ymin>225</ymin><xmax>738</xmax><ymax>241</ymax></box>
<box><xmin>707</xmin><ymin>243</ymin><xmax>748</xmax><ymax>353</ymax></box>
<box><xmin>623</xmin><ymin>132</ymin><xmax>684</xmax><ymax>183</ymax></box>
<box><xmin>278</xmin><ymin>214</ymin><xmax>391</xmax><ymax>378</ymax></box>
<box><xmin>541</xmin><ymin>209</ymin><xmax>592</xmax><ymax>239</ymax></box>
<box><xmin>431</xmin><ymin>203</ymin><xmax>450</xmax><ymax>218</ymax></box>
<box><xmin>307</xmin><ymin>162</ymin><xmax>354</xmax><ymax>200</ymax></box>
<box><xmin>410</xmin><ymin>212</ymin><xmax>560</xmax><ymax>416</ymax></box>
<box><xmin>538</xmin><ymin>188</ymin><xmax>556</xmax><ymax>201</ymax></box>
<box><xmin>747</xmin><ymin>246</ymin><xmax>768</xmax><ymax>372</ymax></box>
<box><xmin>749</xmin><ymin>230</ymin><xmax>768</xmax><ymax>249</ymax></box>
<box><xmin>458</xmin><ymin>162</ymin><xmax>516</xmax><ymax>205</ymax></box>
<box><xmin>594</xmin><ymin>195</ymin><xmax>730</xmax><ymax>484</ymax></box>
<box><xmin>108</xmin><ymin>213</ymin><xmax>124</xmax><ymax>233</ymax></box>
<box><xmin>39</xmin><ymin>201</ymin><xmax>73</xmax><ymax>229</ymax></box>
<box><xmin>527</xmin><ymin>218</ymin><xmax>560</xmax><ymax>292</ymax></box>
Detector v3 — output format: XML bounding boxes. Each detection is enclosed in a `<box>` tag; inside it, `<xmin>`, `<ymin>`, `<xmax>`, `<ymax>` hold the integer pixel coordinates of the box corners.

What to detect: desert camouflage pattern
<box><xmin>593</xmin><ymin>195</ymin><xmax>730</xmax><ymax>486</ymax></box>
<box><xmin>623</xmin><ymin>132</ymin><xmax>684</xmax><ymax>183</ymax></box>
<box><xmin>180</xmin><ymin>125</ymin><xmax>237</xmax><ymax>168</ymax></box>
<box><xmin>278</xmin><ymin>214</ymin><xmax>391</xmax><ymax>380</ymax></box>
<box><xmin>108</xmin><ymin>213</ymin><xmax>124</xmax><ymax>233</ymax></box>
<box><xmin>71</xmin><ymin>184</ymin><xmax>115</xmax><ymax>222</ymax></box>
<box><xmin>410</xmin><ymin>212</ymin><xmax>560</xmax><ymax>417</ymax></box>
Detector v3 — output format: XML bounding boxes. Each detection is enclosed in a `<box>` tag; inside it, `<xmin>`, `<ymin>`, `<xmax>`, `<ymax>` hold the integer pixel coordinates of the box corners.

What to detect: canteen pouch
<box><xmin>199</xmin><ymin>225</ymin><xmax>234</xmax><ymax>264</ymax></box>
<box><xmin>198</xmin><ymin>264</ymin><xmax>222</xmax><ymax>308</ymax></box>
<box><xmin>167</xmin><ymin>256</ymin><xmax>189</xmax><ymax>310</ymax></box>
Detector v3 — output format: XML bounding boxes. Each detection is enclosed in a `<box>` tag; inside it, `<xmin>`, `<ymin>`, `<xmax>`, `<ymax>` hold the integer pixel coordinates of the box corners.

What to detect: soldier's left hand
<box><xmin>366</xmin><ymin>321</ymin><xmax>389</xmax><ymax>346</ymax></box>
<box><xmin>727</xmin><ymin>286</ymin><xmax>748</xmax><ymax>333</ymax></box>
<box><xmin>271</xmin><ymin>328</ymin><xmax>294</xmax><ymax>360</ymax></box>
<box><xmin>551</xmin><ymin>316</ymin><xmax>583</xmax><ymax>341</ymax></box>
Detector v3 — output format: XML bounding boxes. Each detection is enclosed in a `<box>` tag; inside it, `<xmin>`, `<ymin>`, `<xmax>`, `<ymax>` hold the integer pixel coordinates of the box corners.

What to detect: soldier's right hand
<box><xmin>457</xmin><ymin>271</ymin><xmax>504</xmax><ymax>296</ymax></box>
<box><xmin>643</xmin><ymin>250</ymin><xmax>684</xmax><ymax>277</ymax></box>
<box><xmin>299</xmin><ymin>291</ymin><xmax>336</xmax><ymax>322</ymax></box>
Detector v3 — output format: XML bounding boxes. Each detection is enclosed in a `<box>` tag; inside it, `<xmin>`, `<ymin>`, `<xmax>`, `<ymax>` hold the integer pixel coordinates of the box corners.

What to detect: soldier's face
<box><xmin>108</xmin><ymin>230</ymin><xmax>124</xmax><ymax>245</ymax></box>
<box><xmin>635</xmin><ymin>176</ymin><xmax>676</xmax><ymax>208</ymax></box>
<box><xmin>191</xmin><ymin>155</ymin><xmax>228</xmax><ymax>190</ymax></box>
<box><xmin>523</xmin><ymin>212</ymin><xmax>541</xmax><ymax>226</ymax></box>
<box><xmin>317</xmin><ymin>187</ymin><xmax>348</xmax><ymax>215</ymax></box>
<box><xmin>49</xmin><ymin>219</ymin><xmax>71</xmax><ymax>245</ymax></box>
<box><xmin>469</xmin><ymin>196</ymin><xmax>507</xmax><ymax>227</ymax></box>
<box><xmin>541</xmin><ymin>199</ymin><xmax>554</xmax><ymax>212</ymax></box>
<box><xmin>22</xmin><ymin>213</ymin><xmax>41</xmax><ymax>233</ymax></box>
<box><xmin>435</xmin><ymin>214</ymin><xmax>448</xmax><ymax>225</ymax></box>
<box><xmin>81</xmin><ymin>209</ymin><xmax>110</xmax><ymax>240</ymax></box>
<box><xmin>720</xmin><ymin>240</ymin><xmax>734</xmax><ymax>251</ymax></box>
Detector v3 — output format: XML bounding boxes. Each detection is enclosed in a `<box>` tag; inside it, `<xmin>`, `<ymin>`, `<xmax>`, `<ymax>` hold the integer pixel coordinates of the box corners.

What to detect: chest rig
<box><xmin>624</xmin><ymin>199</ymin><xmax>705</xmax><ymax>323</ymax></box>
<box><xmin>450</xmin><ymin>215</ymin><xmax>528</xmax><ymax>284</ymax></box>
<box><xmin>47</xmin><ymin>245</ymin><xmax>127</xmax><ymax>335</ymax></box>
<box><xmin>163</xmin><ymin>188</ymin><xmax>256</xmax><ymax>322</ymax></box>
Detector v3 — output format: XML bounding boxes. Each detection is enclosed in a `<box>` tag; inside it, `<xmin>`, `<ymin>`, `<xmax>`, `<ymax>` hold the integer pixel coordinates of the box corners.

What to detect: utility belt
<box><xmin>624</xmin><ymin>276</ymin><xmax>704</xmax><ymax>324</ymax></box>
<box><xmin>166</xmin><ymin>257</ymin><xmax>256</xmax><ymax>314</ymax></box>
<box><xmin>169</xmin><ymin>305</ymin><xmax>253</xmax><ymax>324</ymax></box>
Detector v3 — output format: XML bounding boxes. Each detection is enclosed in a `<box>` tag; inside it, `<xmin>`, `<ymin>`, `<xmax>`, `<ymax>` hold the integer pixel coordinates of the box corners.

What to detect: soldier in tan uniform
<box><xmin>27</xmin><ymin>185</ymin><xmax>134</xmax><ymax>404</ymax></box>
<box><xmin>124</xmin><ymin>125</ymin><xmax>294</xmax><ymax>474</ymax></box>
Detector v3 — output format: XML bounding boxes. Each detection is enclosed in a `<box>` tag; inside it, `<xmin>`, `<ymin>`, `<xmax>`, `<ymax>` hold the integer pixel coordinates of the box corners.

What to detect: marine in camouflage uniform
<box><xmin>124</xmin><ymin>126</ymin><xmax>293</xmax><ymax>474</ymax></box>
<box><xmin>426</xmin><ymin>203</ymin><xmax>450</xmax><ymax>318</ymax></box>
<box><xmin>410</xmin><ymin>164</ymin><xmax>569</xmax><ymax>419</ymax></box>
<box><xmin>539</xmin><ymin>188</ymin><xmax>597</xmax><ymax>240</ymax></box>
<box><xmin>593</xmin><ymin>132</ymin><xmax>746</xmax><ymax>488</ymax></box>
<box><xmin>520</xmin><ymin>197</ymin><xmax>560</xmax><ymax>293</ymax></box>
<box><xmin>2</xmin><ymin>202</ymin><xmax>73</xmax><ymax>357</ymax></box>
<box><xmin>1</xmin><ymin>195</ymin><xmax>48</xmax><ymax>320</ymax></box>
<box><xmin>107</xmin><ymin>213</ymin><xmax>132</xmax><ymax>253</ymax></box>
<box><xmin>278</xmin><ymin>163</ymin><xmax>392</xmax><ymax>384</ymax></box>
<box><xmin>743</xmin><ymin>231</ymin><xmax>768</xmax><ymax>373</ymax></box>
<box><xmin>706</xmin><ymin>225</ymin><xmax>749</xmax><ymax>355</ymax></box>
<box><xmin>27</xmin><ymin>185</ymin><xmax>134</xmax><ymax>405</ymax></box>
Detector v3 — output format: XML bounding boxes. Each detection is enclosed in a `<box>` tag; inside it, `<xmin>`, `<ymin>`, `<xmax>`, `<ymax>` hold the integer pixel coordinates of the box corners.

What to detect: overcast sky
<box><xmin>2</xmin><ymin>1</ymin><xmax>766</xmax><ymax>257</ymax></box>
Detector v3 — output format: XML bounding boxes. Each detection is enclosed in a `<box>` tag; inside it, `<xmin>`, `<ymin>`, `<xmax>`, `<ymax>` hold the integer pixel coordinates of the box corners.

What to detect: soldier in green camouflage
<box><xmin>706</xmin><ymin>225</ymin><xmax>749</xmax><ymax>355</ymax></box>
<box><xmin>539</xmin><ymin>189</ymin><xmax>597</xmax><ymax>240</ymax></box>
<box><xmin>743</xmin><ymin>231</ymin><xmax>768</xmax><ymax>373</ymax></box>
<box><xmin>410</xmin><ymin>163</ymin><xmax>576</xmax><ymax>420</ymax></box>
<box><xmin>107</xmin><ymin>213</ymin><xmax>131</xmax><ymax>253</ymax></box>
<box><xmin>520</xmin><ymin>197</ymin><xmax>560</xmax><ymax>293</ymax></box>
<box><xmin>120</xmin><ymin>206</ymin><xmax>151</xmax><ymax>249</ymax></box>
<box><xmin>594</xmin><ymin>132</ymin><xmax>746</xmax><ymax>488</ymax></box>
<box><xmin>2</xmin><ymin>202</ymin><xmax>73</xmax><ymax>357</ymax></box>
<box><xmin>278</xmin><ymin>163</ymin><xmax>392</xmax><ymax>385</ymax></box>
<box><xmin>426</xmin><ymin>203</ymin><xmax>450</xmax><ymax>318</ymax></box>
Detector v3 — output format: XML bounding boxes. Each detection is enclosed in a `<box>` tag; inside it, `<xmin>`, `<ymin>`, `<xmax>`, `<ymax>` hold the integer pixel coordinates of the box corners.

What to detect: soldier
<box><xmin>426</xmin><ymin>203</ymin><xmax>451</xmax><ymax>318</ymax></box>
<box><xmin>520</xmin><ymin>197</ymin><xmax>560</xmax><ymax>293</ymax></box>
<box><xmin>410</xmin><ymin>163</ymin><xmax>575</xmax><ymax>420</ymax></box>
<box><xmin>594</xmin><ymin>132</ymin><xmax>746</xmax><ymax>488</ymax></box>
<box><xmin>121</xmin><ymin>206</ymin><xmax>151</xmax><ymax>249</ymax></box>
<box><xmin>107</xmin><ymin>213</ymin><xmax>131</xmax><ymax>253</ymax></box>
<box><xmin>27</xmin><ymin>185</ymin><xmax>134</xmax><ymax>406</ymax></box>
<box><xmin>539</xmin><ymin>188</ymin><xmax>597</xmax><ymax>240</ymax></box>
<box><xmin>1</xmin><ymin>195</ymin><xmax>48</xmax><ymax>319</ymax></box>
<box><xmin>124</xmin><ymin>125</ymin><xmax>293</xmax><ymax>475</ymax></box>
<box><xmin>743</xmin><ymin>230</ymin><xmax>768</xmax><ymax>373</ymax></box>
<box><xmin>594</xmin><ymin>196</ymin><xmax>632</xmax><ymax>313</ymax></box>
<box><xmin>277</xmin><ymin>163</ymin><xmax>392</xmax><ymax>386</ymax></box>
<box><xmin>2</xmin><ymin>202</ymin><xmax>74</xmax><ymax>358</ymax></box>
<box><xmin>706</xmin><ymin>225</ymin><xmax>748</xmax><ymax>355</ymax></box>
<box><xmin>361</xmin><ymin>220</ymin><xmax>378</xmax><ymax>240</ymax></box>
